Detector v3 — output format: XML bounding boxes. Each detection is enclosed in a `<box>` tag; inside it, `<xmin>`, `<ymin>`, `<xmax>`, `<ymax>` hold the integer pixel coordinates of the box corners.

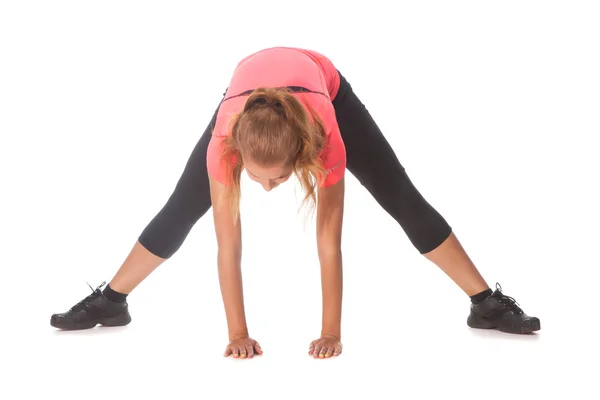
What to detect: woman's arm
<box><xmin>209</xmin><ymin>176</ymin><xmax>248</xmax><ymax>341</ymax></box>
<box><xmin>316</xmin><ymin>176</ymin><xmax>345</xmax><ymax>339</ymax></box>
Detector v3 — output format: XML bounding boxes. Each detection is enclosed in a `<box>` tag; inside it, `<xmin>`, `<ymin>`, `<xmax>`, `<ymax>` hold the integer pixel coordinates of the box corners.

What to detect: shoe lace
<box><xmin>494</xmin><ymin>283</ymin><xmax>524</xmax><ymax>315</ymax></box>
<box><xmin>70</xmin><ymin>281</ymin><xmax>107</xmax><ymax>312</ymax></box>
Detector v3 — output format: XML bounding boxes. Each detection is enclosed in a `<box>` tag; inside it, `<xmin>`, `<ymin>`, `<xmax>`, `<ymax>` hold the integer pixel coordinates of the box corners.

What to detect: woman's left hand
<box><xmin>308</xmin><ymin>334</ymin><xmax>342</xmax><ymax>359</ymax></box>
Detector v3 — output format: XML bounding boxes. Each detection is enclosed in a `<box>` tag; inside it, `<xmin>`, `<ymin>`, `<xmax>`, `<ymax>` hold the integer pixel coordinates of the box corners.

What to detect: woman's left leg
<box><xmin>331</xmin><ymin>71</ymin><xmax>488</xmax><ymax>296</ymax></box>
<box><xmin>331</xmin><ymin>70</ymin><xmax>540</xmax><ymax>333</ymax></box>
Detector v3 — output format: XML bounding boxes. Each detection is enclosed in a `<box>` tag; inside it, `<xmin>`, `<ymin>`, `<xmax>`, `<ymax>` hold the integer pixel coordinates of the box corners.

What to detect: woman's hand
<box><xmin>224</xmin><ymin>336</ymin><xmax>263</xmax><ymax>359</ymax></box>
<box><xmin>308</xmin><ymin>334</ymin><xmax>342</xmax><ymax>359</ymax></box>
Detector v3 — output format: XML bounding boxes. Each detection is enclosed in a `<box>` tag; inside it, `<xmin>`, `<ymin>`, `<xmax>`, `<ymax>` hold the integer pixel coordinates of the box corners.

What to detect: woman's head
<box><xmin>220</xmin><ymin>87</ymin><xmax>328</xmax><ymax>221</ymax></box>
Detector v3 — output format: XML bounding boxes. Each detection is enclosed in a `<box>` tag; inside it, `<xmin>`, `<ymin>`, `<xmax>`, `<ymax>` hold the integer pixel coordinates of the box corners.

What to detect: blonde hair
<box><xmin>219</xmin><ymin>87</ymin><xmax>328</xmax><ymax>222</ymax></box>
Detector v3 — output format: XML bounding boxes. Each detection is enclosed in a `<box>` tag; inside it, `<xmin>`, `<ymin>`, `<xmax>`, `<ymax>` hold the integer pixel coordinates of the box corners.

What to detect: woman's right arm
<box><xmin>209</xmin><ymin>176</ymin><xmax>248</xmax><ymax>342</ymax></box>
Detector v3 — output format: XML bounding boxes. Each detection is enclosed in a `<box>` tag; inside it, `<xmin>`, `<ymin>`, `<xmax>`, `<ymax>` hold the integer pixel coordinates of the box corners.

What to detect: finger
<box><xmin>308</xmin><ymin>341</ymin><xmax>315</xmax><ymax>355</ymax></box>
<box><xmin>224</xmin><ymin>345</ymin><xmax>232</xmax><ymax>357</ymax></box>
<box><xmin>254</xmin><ymin>342</ymin><xmax>263</xmax><ymax>355</ymax></box>
<box><xmin>232</xmin><ymin>346</ymin><xmax>240</xmax><ymax>358</ymax></box>
<box><xmin>311</xmin><ymin>343</ymin><xmax>319</xmax><ymax>357</ymax></box>
<box><xmin>333</xmin><ymin>346</ymin><xmax>342</xmax><ymax>357</ymax></box>
<box><xmin>313</xmin><ymin>343</ymin><xmax>323</xmax><ymax>358</ymax></box>
<box><xmin>319</xmin><ymin>346</ymin><xmax>328</xmax><ymax>359</ymax></box>
<box><xmin>239</xmin><ymin>346</ymin><xmax>247</xmax><ymax>359</ymax></box>
<box><xmin>246</xmin><ymin>344</ymin><xmax>254</xmax><ymax>358</ymax></box>
<box><xmin>325</xmin><ymin>347</ymin><xmax>334</xmax><ymax>358</ymax></box>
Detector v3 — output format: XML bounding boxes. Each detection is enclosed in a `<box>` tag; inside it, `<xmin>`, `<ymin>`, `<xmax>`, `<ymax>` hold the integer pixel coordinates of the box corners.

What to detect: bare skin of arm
<box><xmin>209</xmin><ymin>176</ymin><xmax>262</xmax><ymax>359</ymax></box>
<box><xmin>309</xmin><ymin>176</ymin><xmax>345</xmax><ymax>359</ymax></box>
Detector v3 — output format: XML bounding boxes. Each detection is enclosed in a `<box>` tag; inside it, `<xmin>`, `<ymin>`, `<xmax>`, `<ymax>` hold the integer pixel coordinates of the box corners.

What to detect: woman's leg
<box><xmin>108</xmin><ymin>99</ymin><xmax>223</xmax><ymax>294</ymax></box>
<box><xmin>51</xmin><ymin>95</ymin><xmax>225</xmax><ymax>330</ymax></box>
<box><xmin>108</xmin><ymin>123</ymin><xmax>214</xmax><ymax>293</ymax></box>
<box><xmin>331</xmin><ymin>70</ymin><xmax>540</xmax><ymax>333</ymax></box>
<box><xmin>331</xmin><ymin>72</ymin><xmax>489</xmax><ymax>296</ymax></box>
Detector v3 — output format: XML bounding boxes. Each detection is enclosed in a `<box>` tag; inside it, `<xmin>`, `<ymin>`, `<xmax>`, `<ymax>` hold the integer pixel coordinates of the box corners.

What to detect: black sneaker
<box><xmin>50</xmin><ymin>282</ymin><xmax>132</xmax><ymax>330</ymax></box>
<box><xmin>467</xmin><ymin>283</ymin><xmax>540</xmax><ymax>334</ymax></box>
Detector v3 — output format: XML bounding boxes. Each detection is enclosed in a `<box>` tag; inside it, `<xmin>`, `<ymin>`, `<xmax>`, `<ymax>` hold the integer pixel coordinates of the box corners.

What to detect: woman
<box><xmin>50</xmin><ymin>47</ymin><xmax>540</xmax><ymax>359</ymax></box>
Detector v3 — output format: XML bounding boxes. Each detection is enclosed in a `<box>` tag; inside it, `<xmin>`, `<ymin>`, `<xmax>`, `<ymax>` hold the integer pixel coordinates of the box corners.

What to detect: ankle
<box><xmin>103</xmin><ymin>284</ymin><xmax>129</xmax><ymax>303</ymax></box>
<box><xmin>470</xmin><ymin>288</ymin><xmax>492</xmax><ymax>304</ymax></box>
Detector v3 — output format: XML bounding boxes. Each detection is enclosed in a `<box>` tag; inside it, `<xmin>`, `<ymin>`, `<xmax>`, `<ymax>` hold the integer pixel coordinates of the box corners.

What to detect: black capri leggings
<box><xmin>138</xmin><ymin>71</ymin><xmax>452</xmax><ymax>259</ymax></box>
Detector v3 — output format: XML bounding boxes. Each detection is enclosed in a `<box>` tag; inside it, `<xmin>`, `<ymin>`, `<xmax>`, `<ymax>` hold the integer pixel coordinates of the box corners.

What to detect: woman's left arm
<box><xmin>316</xmin><ymin>176</ymin><xmax>345</xmax><ymax>339</ymax></box>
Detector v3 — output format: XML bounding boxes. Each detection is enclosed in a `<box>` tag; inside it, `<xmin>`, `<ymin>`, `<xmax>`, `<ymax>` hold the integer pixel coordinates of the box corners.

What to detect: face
<box><xmin>243</xmin><ymin>158</ymin><xmax>294</xmax><ymax>192</ymax></box>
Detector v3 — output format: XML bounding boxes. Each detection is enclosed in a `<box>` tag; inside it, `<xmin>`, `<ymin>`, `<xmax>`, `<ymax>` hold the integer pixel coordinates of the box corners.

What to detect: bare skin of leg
<box><xmin>108</xmin><ymin>231</ymin><xmax>486</xmax><ymax>297</ymax></box>
<box><xmin>423</xmin><ymin>231</ymin><xmax>489</xmax><ymax>296</ymax></box>
<box><xmin>107</xmin><ymin>240</ymin><xmax>167</xmax><ymax>294</ymax></box>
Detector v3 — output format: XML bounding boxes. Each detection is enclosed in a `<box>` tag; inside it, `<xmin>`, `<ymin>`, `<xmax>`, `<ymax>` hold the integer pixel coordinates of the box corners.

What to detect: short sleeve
<box><xmin>319</xmin><ymin>121</ymin><xmax>346</xmax><ymax>187</ymax></box>
<box><xmin>206</xmin><ymin>97</ymin><xmax>246</xmax><ymax>186</ymax></box>
<box><xmin>206</xmin><ymin>133</ymin><xmax>228</xmax><ymax>185</ymax></box>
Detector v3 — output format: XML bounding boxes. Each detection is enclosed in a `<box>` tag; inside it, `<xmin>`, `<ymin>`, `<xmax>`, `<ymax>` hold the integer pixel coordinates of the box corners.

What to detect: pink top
<box><xmin>206</xmin><ymin>47</ymin><xmax>346</xmax><ymax>187</ymax></box>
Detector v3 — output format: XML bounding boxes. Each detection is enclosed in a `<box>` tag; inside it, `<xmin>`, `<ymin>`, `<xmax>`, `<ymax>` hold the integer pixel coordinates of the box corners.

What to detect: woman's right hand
<box><xmin>224</xmin><ymin>336</ymin><xmax>263</xmax><ymax>359</ymax></box>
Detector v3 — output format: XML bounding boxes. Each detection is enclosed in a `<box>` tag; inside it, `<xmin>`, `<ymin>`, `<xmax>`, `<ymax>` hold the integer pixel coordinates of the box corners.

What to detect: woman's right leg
<box><xmin>109</xmin><ymin>100</ymin><xmax>221</xmax><ymax>294</ymax></box>
<box><xmin>50</xmin><ymin>95</ymin><xmax>224</xmax><ymax>330</ymax></box>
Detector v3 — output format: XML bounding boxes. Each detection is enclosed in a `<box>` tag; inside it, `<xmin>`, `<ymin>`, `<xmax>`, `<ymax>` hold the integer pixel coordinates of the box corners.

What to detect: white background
<box><xmin>1</xmin><ymin>1</ymin><xmax>599</xmax><ymax>399</ymax></box>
